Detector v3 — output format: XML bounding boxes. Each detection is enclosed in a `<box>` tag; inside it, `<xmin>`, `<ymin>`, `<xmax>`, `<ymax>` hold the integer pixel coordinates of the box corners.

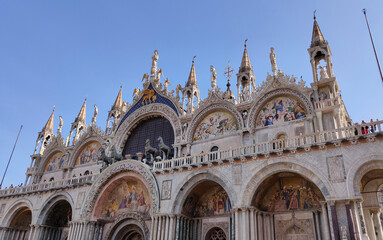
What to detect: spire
<box><xmin>311</xmin><ymin>11</ymin><xmax>326</xmax><ymax>47</ymax></box>
<box><xmin>223</xmin><ymin>79</ymin><xmax>235</xmax><ymax>101</ymax></box>
<box><xmin>75</xmin><ymin>98</ymin><xmax>87</xmax><ymax>123</ymax></box>
<box><xmin>239</xmin><ymin>39</ymin><xmax>253</xmax><ymax>73</ymax></box>
<box><xmin>186</xmin><ymin>56</ymin><xmax>197</xmax><ymax>87</ymax></box>
<box><xmin>112</xmin><ymin>85</ymin><xmax>123</xmax><ymax>111</ymax></box>
<box><xmin>41</xmin><ymin>106</ymin><xmax>55</xmax><ymax>133</ymax></box>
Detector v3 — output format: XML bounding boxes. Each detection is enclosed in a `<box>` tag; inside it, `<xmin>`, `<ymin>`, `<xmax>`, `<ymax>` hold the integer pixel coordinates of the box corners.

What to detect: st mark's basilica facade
<box><xmin>0</xmin><ymin>16</ymin><xmax>383</xmax><ymax>240</ymax></box>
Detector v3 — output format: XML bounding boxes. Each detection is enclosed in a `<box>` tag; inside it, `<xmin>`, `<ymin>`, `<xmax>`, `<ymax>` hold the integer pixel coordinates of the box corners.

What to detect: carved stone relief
<box><xmin>327</xmin><ymin>155</ymin><xmax>346</xmax><ymax>182</ymax></box>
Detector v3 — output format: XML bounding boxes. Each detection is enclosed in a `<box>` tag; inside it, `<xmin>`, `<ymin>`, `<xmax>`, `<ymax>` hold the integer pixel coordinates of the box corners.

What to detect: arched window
<box><xmin>84</xmin><ymin>170</ymin><xmax>90</xmax><ymax>176</ymax></box>
<box><xmin>210</xmin><ymin>146</ymin><xmax>219</xmax><ymax>152</ymax></box>
<box><xmin>49</xmin><ymin>177</ymin><xmax>54</xmax><ymax>182</ymax></box>
<box><xmin>123</xmin><ymin>117</ymin><xmax>174</xmax><ymax>159</ymax></box>
<box><xmin>205</xmin><ymin>227</ymin><xmax>226</xmax><ymax>240</ymax></box>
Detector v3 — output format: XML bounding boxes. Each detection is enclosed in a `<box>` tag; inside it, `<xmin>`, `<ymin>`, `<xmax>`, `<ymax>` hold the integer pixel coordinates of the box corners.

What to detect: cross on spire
<box><xmin>224</xmin><ymin>60</ymin><xmax>235</xmax><ymax>80</ymax></box>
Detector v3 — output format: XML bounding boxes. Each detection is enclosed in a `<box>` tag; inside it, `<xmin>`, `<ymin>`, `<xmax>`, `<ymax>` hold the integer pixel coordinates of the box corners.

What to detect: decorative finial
<box><xmin>120</xmin><ymin>84</ymin><xmax>123</xmax><ymax>89</ymax></box>
<box><xmin>244</xmin><ymin>39</ymin><xmax>248</xmax><ymax>48</ymax></box>
<box><xmin>192</xmin><ymin>56</ymin><xmax>196</xmax><ymax>64</ymax></box>
<box><xmin>314</xmin><ymin>10</ymin><xmax>317</xmax><ymax>20</ymax></box>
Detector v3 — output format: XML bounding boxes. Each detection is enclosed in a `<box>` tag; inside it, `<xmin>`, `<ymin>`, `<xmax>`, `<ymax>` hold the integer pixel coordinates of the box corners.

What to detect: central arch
<box><xmin>106</xmin><ymin>215</ymin><xmax>149</xmax><ymax>240</ymax></box>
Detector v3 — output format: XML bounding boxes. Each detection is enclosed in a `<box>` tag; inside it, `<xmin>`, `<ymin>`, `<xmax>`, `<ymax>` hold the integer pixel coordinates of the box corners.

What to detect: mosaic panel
<box><xmin>101</xmin><ymin>180</ymin><xmax>151</xmax><ymax>218</ymax></box>
<box><xmin>75</xmin><ymin>142</ymin><xmax>102</xmax><ymax>165</ymax></box>
<box><xmin>256</xmin><ymin>96</ymin><xmax>306</xmax><ymax>127</ymax></box>
<box><xmin>193</xmin><ymin>111</ymin><xmax>238</xmax><ymax>141</ymax></box>
<box><xmin>45</xmin><ymin>152</ymin><xmax>64</xmax><ymax>172</ymax></box>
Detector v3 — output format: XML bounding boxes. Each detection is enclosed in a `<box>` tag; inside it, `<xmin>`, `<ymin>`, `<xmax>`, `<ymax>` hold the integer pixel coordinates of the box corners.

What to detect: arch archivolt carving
<box><xmin>36</xmin><ymin>192</ymin><xmax>75</xmax><ymax>225</ymax></box>
<box><xmin>347</xmin><ymin>153</ymin><xmax>383</xmax><ymax>197</ymax></box>
<box><xmin>187</xmin><ymin>102</ymin><xmax>243</xmax><ymax>143</ymax></box>
<box><xmin>248</xmin><ymin>88</ymin><xmax>314</xmax><ymax>130</ymax></box>
<box><xmin>171</xmin><ymin>169</ymin><xmax>237</xmax><ymax>214</ymax></box>
<box><xmin>80</xmin><ymin>160</ymin><xmax>160</xmax><ymax>220</ymax></box>
<box><xmin>1</xmin><ymin>199</ymin><xmax>33</xmax><ymax>226</ymax></box>
<box><xmin>68</xmin><ymin>135</ymin><xmax>104</xmax><ymax>168</ymax></box>
<box><xmin>104</xmin><ymin>213</ymin><xmax>149</xmax><ymax>240</ymax></box>
<box><xmin>113</xmin><ymin>103</ymin><xmax>182</xmax><ymax>152</ymax></box>
<box><xmin>240</xmin><ymin>158</ymin><xmax>334</xmax><ymax>206</ymax></box>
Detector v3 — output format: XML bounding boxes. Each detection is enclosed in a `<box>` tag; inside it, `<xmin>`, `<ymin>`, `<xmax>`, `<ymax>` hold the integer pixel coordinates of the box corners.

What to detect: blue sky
<box><xmin>0</xmin><ymin>0</ymin><xmax>382</xmax><ymax>188</ymax></box>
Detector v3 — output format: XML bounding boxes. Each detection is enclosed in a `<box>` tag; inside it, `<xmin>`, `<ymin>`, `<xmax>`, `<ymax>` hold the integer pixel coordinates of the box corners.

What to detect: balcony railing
<box><xmin>314</xmin><ymin>96</ymin><xmax>341</xmax><ymax>110</ymax></box>
<box><xmin>153</xmin><ymin>120</ymin><xmax>383</xmax><ymax>172</ymax></box>
<box><xmin>0</xmin><ymin>175</ymin><xmax>96</xmax><ymax>197</ymax></box>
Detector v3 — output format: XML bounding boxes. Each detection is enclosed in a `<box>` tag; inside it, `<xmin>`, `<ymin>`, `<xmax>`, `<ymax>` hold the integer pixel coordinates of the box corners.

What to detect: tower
<box><xmin>106</xmin><ymin>86</ymin><xmax>123</xmax><ymax>134</ymax></box>
<box><xmin>308</xmin><ymin>14</ymin><xmax>351</xmax><ymax>131</ymax></box>
<box><xmin>182</xmin><ymin>56</ymin><xmax>200</xmax><ymax>114</ymax></box>
<box><xmin>33</xmin><ymin>107</ymin><xmax>55</xmax><ymax>155</ymax></box>
<box><xmin>236</xmin><ymin>40</ymin><xmax>255</xmax><ymax>103</ymax></box>
<box><xmin>66</xmin><ymin>98</ymin><xmax>87</xmax><ymax>145</ymax></box>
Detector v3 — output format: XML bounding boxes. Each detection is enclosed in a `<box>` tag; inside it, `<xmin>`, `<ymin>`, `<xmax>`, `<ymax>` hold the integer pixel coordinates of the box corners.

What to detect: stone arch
<box><xmin>171</xmin><ymin>170</ymin><xmax>237</xmax><ymax>214</ymax></box>
<box><xmin>187</xmin><ymin>103</ymin><xmax>243</xmax><ymax>143</ymax></box>
<box><xmin>104</xmin><ymin>213</ymin><xmax>149</xmax><ymax>240</ymax></box>
<box><xmin>248</xmin><ymin>88</ymin><xmax>314</xmax><ymax>129</ymax></box>
<box><xmin>80</xmin><ymin>160</ymin><xmax>160</xmax><ymax>220</ymax></box>
<box><xmin>205</xmin><ymin>226</ymin><xmax>228</xmax><ymax>240</ymax></box>
<box><xmin>347</xmin><ymin>153</ymin><xmax>383</xmax><ymax>197</ymax></box>
<box><xmin>1</xmin><ymin>199</ymin><xmax>33</xmax><ymax>227</ymax></box>
<box><xmin>240</xmin><ymin>159</ymin><xmax>334</xmax><ymax>206</ymax></box>
<box><xmin>37</xmin><ymin>192</ymin><xmax>74</xmax><ymax>225</ymax></box>
<box><xmin>113</xmin><ymin>103</ymin><xmax>182</xmax><ymax>152</ymax></box>
<box><xmin>68</xmin><ymin>134</ymin><xmax>104</xmax><ymax>167</ymax></box>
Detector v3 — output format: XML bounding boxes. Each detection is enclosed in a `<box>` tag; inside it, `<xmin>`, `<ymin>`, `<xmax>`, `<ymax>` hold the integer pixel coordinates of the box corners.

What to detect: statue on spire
<box><xmin>58</xmin><ymin>116</ymin><xmax>63</xmax><ymax>135</ymax></box>
<box><xmin>210</xmin><ymin>65</ymin><xmax>217</xmax><ymax>90</ymax></box>
<box><xmin>92</xmin><ymin>104</ymin><xmax>98</xmax><ymax>126</ymax></box>
<box><xmin>150</xmin><ymin>50</ymin><xmax>159</xmax><ymax>78</ymax></box>
<box><xmin>270</xmin><ymin>47</ymin><xmax>278</xmax><ymax>76</ymax></box>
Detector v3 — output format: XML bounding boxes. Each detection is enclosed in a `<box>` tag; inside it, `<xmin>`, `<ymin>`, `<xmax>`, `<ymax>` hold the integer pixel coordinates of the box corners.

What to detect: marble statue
<box><xmin>92</xmin><ymin>104</ymin><xmax>98</xmax><ymax>125</ymax></box>
<box><xmin>270</xmin><ymin>47</ymin><xmax>278</xmax><ymax>76</ymax></box>
<box><xmin>133</xmin><ymin>88</ymin><xmax>140</xmax><ymax>99</ymax></box>
<box><xmin>58</xmin><ymin>116</ymin><xmax>63</xmax><ymax>135</ymax></box>
<box><xmin>164</xmin><ymin>78</ymin><xmax>171</xmax><ymax>94</ymax></box>
<box><xmin>142</xmin><ymin>73</ymin><xmax>149</xmax><ymax>85</ymax></box>
<box><xmin>319</xmin><ymin>66</ymin><xmax>329</xmax><ymax>80</ymax></box>
<box><xmin>155</xmin><ymin>68</ymin><xmax>163</xmax><ymax>87</ymax></box>
<box><xmin>150</xmin><ymin>50</ymin><xmax>159</xmax><ymax>77</ymax></box>
<box><xmin>210</xmin><ymin>65</ymin><xmax>217</xmax><ymax>89</ymax></box>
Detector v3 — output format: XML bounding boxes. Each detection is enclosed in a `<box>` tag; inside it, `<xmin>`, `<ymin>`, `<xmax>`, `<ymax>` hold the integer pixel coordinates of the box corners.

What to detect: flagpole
<box><xmin>362</xmin><ymin>9</ymin><xmax>383</xmax><ymax>84</ymax></box>
<box><xmin>0</xmin><ymin>125</ymin><xmax>23</xmax><ymax>189</ymax></box>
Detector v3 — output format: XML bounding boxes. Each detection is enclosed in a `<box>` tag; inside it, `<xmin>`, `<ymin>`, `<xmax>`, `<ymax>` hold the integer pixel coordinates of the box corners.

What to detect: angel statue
<box><xmin>92</xmin><ymin>104</ymin><xmax>98</xmax><ymax>125</ymax></box>
<box><xmin>58</xmin><ymin>116</ymin><xmax>63</xmax><ymax>135</ymax></box>
<box><xmin>133</xmin><ymin>88</ymin><xmax>140</xmax><ymax>99</ymax></box>
<box><xmin>175</xmin><ymin>84</ymin><xmax>182</xmax><ymax>102</ymax></box>
<box><xmin>142</xmin><ymin>73</ymin><xmax>149</xmax><ymax>85</ymax></box>
<box><xmin>164</xmin><ymin>78</ymin><xmax>171</xmax><ymax>94</ymax></box>
<box><xmin>154</xmin><ymin>68</ymin><xmax>163</xmax><ymax>87</ymax></box>
<box><xmin>210</xmin><ymin>65</ymin><xmax>217</xmax><ymax>89</ymax></box>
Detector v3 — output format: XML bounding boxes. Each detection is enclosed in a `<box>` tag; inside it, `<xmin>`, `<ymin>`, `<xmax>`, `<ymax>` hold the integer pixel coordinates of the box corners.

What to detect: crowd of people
<box><xmin>354</xmin><ymin>119</ymin><xmax>379</xmax><ymax>135</ymax></box>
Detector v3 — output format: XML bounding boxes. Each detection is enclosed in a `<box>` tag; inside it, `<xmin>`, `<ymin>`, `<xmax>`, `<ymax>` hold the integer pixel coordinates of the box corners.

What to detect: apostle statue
<box><xmin>270</xmin><ymin>47</ymin><xmax>278</xmax><ymax>76</ymax></box>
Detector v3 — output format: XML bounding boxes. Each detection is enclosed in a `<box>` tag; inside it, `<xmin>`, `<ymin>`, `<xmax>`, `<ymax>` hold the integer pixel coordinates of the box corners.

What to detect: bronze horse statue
<box><xmin>145</xmin><ymin>139</ymin><xmax>158</xmax><ymax>162</ymax></box>
<box><xmin>157</xmin><ymin>136</ymin><xmax>171</xmax><ymax>160</ymax></box>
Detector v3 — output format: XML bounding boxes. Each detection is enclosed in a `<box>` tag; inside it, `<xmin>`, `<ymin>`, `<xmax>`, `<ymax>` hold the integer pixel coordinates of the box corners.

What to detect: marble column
<box><xmin>250</xmin><ymin>208</ymin><xmax>255</xmax><ymax>240</ymax></box>
<box><xmin>257</xmin><ymin>213</ymin><xmax>263</xmax><ymax>240</ymax></box>
<box><xmin>164</xmin><ymin>216</ymin><xmax>169</xmax><ymax>240</ymax></box>
<box><xmin>242</xmin><ymin>208</ymin><xmax>248</xmax><ymax>240</ymax></box>
<box><xmin>169</xmin><ymin>216</ymin><xmax>175</xmax><ymax>240</ymax></box>
<box><xmin>175</xmin><ymin>216</ymin><xmax>180</xmax><ymax>240</ymax></box>
<box><xmin>235</xmin><ymin>209</ymin><xmax>240</xmax><ymax>240</ymax></box>
<box><xmin>355</xmin><ymin>200</ymin><xmax>369</xmax><ymax>240</ymax></box>
<box><xmin>314</xmin><ymin>211</ymin><xmax>321</xmax><ymax>240</ymax></box>
<box><xmin>329</xmin><ymin>201</ymin><xmax>340</xmax><ymax>240</ymax></box>
<box><xmin>270</xmin><ymin>214</ymin><xmax>274</xmax><ymax>240</ymax></box>
<box><xmin>363</xmin><ymin>209</ymin><xmax>376</xmax><ymax>240</ymax></box>
<box><xmin>153</xmin><ymin>216</ymin><xmax>158</xmax><ymax>240</ymax></box>
<box><xmin>372</xmin><ymin>210</ymin><xmax>383</xmax><ymax>240</ymax></box>
<box><xmin>345</xmin><ymin>202</ymin><xmax>356</xmax><ymax>240</ymax></box>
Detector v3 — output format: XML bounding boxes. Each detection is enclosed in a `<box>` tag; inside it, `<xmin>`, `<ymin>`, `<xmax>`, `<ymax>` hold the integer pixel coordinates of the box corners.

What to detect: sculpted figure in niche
<box><xmin>270</xmin><ymin>47</ymin><xmax>278</xmax><ymax>76</ymax></box>
<box><xmin>319</xmin><ymin>66</ymin><xmax>329</xmax><ymax>80</ymax></box>
<box><xmin>210</xmin><ymin>65</ymin><xmax>217</xmax><ymax>89</ymax></box>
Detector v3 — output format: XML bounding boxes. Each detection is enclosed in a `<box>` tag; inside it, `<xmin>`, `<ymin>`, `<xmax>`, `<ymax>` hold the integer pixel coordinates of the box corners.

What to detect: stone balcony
<box><xmin>152</xmin><ymin>120</ymin><xmax>383</xmax><ymax>173</ymax></box>
<box><xmin>313</xmin><ymin>96</ymin><xmax>341</xmax><ymax>110</ymax></box>
<box><xmin>0</xmin><ymin>175</ymin><xmax>96</xmax><ymax>197</ymax></box>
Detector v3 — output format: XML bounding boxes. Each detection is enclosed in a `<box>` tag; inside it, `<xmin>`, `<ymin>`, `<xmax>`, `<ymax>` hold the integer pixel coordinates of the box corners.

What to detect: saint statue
<box><xmin>270</xmin><ymin>47</ymin><xmax>278</xmax><ymax>76</ymax></box>
<box><xmin>58</xmin><ymin>116</ymin><xmax>63</xmax><ymax>135</ymax></box>
<box><xmin>92</xmin><ymin>104</ymin><xmax>98</xmax><ymax>125</ymax></box>
<box><xmin>150</xmin><ymin>50</ymin><xmax>159</xmax><ymax>77</ymax></box>
<box><xmin>319</xmin><ymin>66</ymin><xmax>329</xmax><ymax>80</ymax></box>
<box><xmin>210</xmin><ymin>65</ymin><xmax>217</xmax><ymax>89</ymax></box>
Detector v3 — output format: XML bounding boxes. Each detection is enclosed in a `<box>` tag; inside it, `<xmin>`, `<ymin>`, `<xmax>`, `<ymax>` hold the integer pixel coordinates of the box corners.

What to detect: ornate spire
<box><xmin>311</xmin><ymin>11</ymin><xmax>326</xmax><ymax>47</ymax></box>
<box><xmin>112</xmin><ymin>85</ymin><xmax>123</xmax><ymax>111</ymax></box>
<box><xmin>239</xmin><ymin>39</ymin><xmax>253</xmax><ymax>73</ymax></box>
<box><xmin>75</xmin><ymin>98</ymin><xmax>87</xmax><ymax>123</ymax></box>
<box><xmin>41</xmin><ymin>106</ymin><xmax>55</xmax><ymax>134</ymax></box>
<box><xmin>223</xmin><ymin>79</ymin><xmax>235</xmax><ymax>101</ymax></box>
<box><xmin>186</xmin><ymin>56</ymin><xmax>197</xmax><ymax>87</ymax></box>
